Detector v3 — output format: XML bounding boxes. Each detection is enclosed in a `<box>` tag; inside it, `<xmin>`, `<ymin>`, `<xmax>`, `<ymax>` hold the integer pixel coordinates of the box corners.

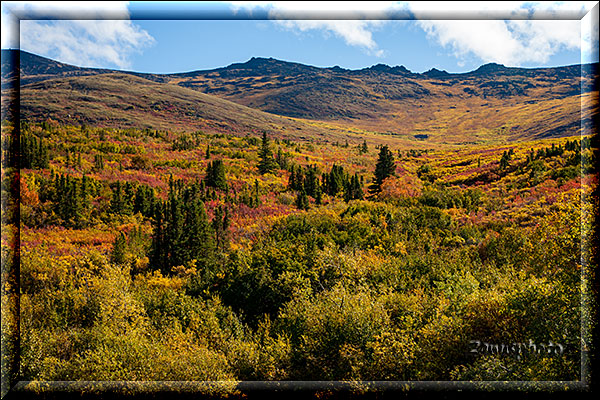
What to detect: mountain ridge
<box><xmin>2</xmin><ymin>49</ymin><xmax>598</xmax><ymax>144</ymax></box>
<box><xmin>2</xmin><ymin>49</ymin><xmax>592</xmax><ymax>83</ymax></box>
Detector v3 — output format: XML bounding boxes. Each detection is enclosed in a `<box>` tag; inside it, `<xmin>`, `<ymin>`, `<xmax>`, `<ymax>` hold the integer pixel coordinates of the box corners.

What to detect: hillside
<box><xmin>2</xmin><ymin>48</ymin><xmax>596</xmax><ymax>391</ymax></box>
<box><xmin>168</xmin><ymin>57</ymin><xmax>597</xmax><ymax>141</ymax></box>
<box><xmin>1</xmin><ymin>49</ymin><xmax>167</xmax><ymax>88</ymax></box>
<box><xmin>2</xmin><ymin>50</ymin><xmax>597</xmax><ymax>145</ymax></box>
<box><xmin>13</xmin><ymin>72</ymin><xmax>360</xmax><ymax>144</ymax></box>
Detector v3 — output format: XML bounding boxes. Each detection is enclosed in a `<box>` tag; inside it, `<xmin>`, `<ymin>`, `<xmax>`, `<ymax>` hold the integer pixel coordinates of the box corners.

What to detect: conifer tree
<box><xmin>369</xmin><ymin>145</ymin><xmax>395</xmax><ymax>195</ymax></box>
<box><xmin>21</xmin><ymin>133</ymin><xmax>49</xmax><ymax>169</ymax></box>
<box><xmin>258</xmin><ymin>132</ymin><xmax>276</xmax><ymax>174</ymax></box>
<box><xmin>275</xmin><ymin>147</ymin><xmax>289</xmax><ymax>170</ymax></box>
<box><xmin>111</xmin><ymin>232</ymin><xmax>127</xmax><ymax>264</ymax></box>
<box><xmin>212</xmin><ymin>205</ymin><xmax>230</xmax><ymax>252</ymax></box>
<box><xmin>303</xmin><ymin>165</ymin><xmax>319</xmax><ymax>197</ymax></box>
<box><xmin>499</xmin><ymin>151</ymin><xmax>510</xmax><ymax>170</ymax></box>
<box><xmin>314</xmin><ymin>182</ymin><xmax>323</xmax><ymax>205</ymax></box>
<box><xmin>359</xmin><ymin>140</ymin><xmax>368</xmax><ymax>154</ymax></box>
<box><xmin>122</xmin><ymin>182</ymin><xmax>135</xmax><ymax>215</ymax></box>
<box><xmin>344</xmin><ymin>173</ymin><xmax>364</xmax><ymax>201</ymax></box>
<box><xmin>110</xmin><ymin>181</ymin><xmax>123</xmax><ymax>215</ymax></box>
<box><xmin>167</xmin><ymin>190</ymin><xmax>185</xmax><ymax>268</ymax></box>
<box><xmin>295</xmin><ymin>188</ymin><xmax>310</xmax><ymax>210</ymax></box>
<box><xmin>324</xmin><ymin>164</ymin><xmax>347</xmax><ymax>196</ymax></box>
<box><xmin>206</xmin><ymin>159</ymin><xmax>227</xmax><ymax>190</ymax></box>
<box><xmin>151</xmin><ymin>202</ymin><xmax>168</xmax><ymax>273</ymax></box>
<box><xmin>151</xmin><ymin>183</ymin><xmax>216</xmax><ymax>274</ymax></box>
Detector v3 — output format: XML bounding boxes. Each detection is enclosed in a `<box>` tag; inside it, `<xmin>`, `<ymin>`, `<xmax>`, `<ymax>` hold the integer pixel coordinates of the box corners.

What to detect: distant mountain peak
<box><xmin>474</xmin><ymin>62</ymin><xmax>508</xmax><ymax>73</ymax></box>
<box><xmin>370</xmin><ymin>63</ymin><xmax>392</xmax><ymax>71</ymax></box>
<box><xmin>220</xmin><ymin>57</ymin><xmax>318</xmax><ymax>75</ymax></box>
<box><xmin>362</xmin><ymin>63</ymin><xmax>412</xmax><ymax>75</ymax></box>
<box><xmin>423</xmin><ymin>67</ymin><xmax>450</xmax><ymax>77</ymax></box>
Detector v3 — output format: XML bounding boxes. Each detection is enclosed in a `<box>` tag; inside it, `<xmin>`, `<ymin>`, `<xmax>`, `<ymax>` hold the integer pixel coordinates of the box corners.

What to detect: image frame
<box><xmin>1</xmin><ymin>2</ymin><xmax>598</xmax><ymax>398</ymax></box>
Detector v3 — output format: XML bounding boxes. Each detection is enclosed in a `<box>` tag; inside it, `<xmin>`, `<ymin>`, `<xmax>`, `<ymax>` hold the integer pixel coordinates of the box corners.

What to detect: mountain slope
<box><xmin>1</xmin><ymin>49</ymin><xmax>167</xmax><ymax>89</ymax></box>
<box><xmin>3</xmin><ymin>50</ymin><xmax>598</xmax><ymax>144</ymax></box>
<box><xmin>17</xmin><ymin>72</ymin><xmax>345</xmax><ymax>142</ymax></box>
<box><xmin>167</xmin><ymin>57</ymin><xmax>597</xmax><ymax>141</ymax></box>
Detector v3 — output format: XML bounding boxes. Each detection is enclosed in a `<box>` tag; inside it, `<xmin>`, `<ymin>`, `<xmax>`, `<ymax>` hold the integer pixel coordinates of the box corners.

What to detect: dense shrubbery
<box><xmin>7</xmin><ymin>122</ymin><xmax>594</xmax><ymax>386</ymax></box>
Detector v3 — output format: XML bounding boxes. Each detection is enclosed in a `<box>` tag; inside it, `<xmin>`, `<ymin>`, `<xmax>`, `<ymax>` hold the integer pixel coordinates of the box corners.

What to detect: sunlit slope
<box><xmin>17</xmin><ymin>73</ymin><xmax>348</xmax><ymax>142</ymax></box>
<box><xmin>5</xmin><ymin>50</ymin><xmax>597</xmax><ymax>145</ymax></box>
<box><xmin>170</xmin><ymin>59</ymin><xmax>597</xmax><ymax>142</ymax></box>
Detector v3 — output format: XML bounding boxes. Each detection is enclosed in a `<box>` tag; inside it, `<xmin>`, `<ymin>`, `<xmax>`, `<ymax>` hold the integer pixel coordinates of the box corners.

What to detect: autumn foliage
<box><xmin>1</xmin><ymin>119</ymin><xmax>596</xmax><ymax>391</ymax></box>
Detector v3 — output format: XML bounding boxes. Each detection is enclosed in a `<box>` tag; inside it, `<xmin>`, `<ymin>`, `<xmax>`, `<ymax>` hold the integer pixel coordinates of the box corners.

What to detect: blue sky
<box><xmin>2</xmin><ymin>1</ymin><xmax>599</xmax><ymax>74</ymax></box>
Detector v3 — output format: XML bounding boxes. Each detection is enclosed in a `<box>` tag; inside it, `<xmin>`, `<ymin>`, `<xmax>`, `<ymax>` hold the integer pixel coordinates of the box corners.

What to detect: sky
<box><xmin>1</xmin><ymin>1</ymin><xmax>599</xmax><ymax>74</ymax></box>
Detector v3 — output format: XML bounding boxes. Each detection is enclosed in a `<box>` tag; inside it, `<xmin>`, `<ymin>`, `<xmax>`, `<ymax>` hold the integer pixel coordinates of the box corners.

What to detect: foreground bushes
<box><xmin>20</xmin><ymin>192</ymin><xmax>584</xmax><ymax>382</ymax></box>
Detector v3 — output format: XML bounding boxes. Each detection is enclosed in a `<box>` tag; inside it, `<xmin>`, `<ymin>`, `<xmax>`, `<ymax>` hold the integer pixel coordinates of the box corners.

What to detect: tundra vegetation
<box><xmin>1</xmin><ymin>118</ymin><xmax>596</xmax><ymax>391</ymax></box>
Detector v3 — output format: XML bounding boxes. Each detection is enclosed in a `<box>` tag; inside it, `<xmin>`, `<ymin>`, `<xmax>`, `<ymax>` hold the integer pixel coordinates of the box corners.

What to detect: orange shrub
<box><xmin>379</xmin><ymin>174</ymin><xmax>423</xmax><ymax>201</ymax></box>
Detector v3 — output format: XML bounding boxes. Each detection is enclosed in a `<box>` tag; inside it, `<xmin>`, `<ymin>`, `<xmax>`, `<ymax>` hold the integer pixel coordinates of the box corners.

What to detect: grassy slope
<box><xmin>6</xmin><ymin>50</ymin><xmax>597</xmax><ymax>147</ymax></box>
<box><xmin>17</xmin><ymin>71</ymin><xmax>597</xmax><ymax>149</ymax></box>
<box><xmin>17</xmin><ymin>73</ymin><xmax>357</xmax><ymax>144</ymax></box>
<box><xmin>168</xmin><ymin>63</ymin><xmax>596</xmax><ymax>144</ymax></box>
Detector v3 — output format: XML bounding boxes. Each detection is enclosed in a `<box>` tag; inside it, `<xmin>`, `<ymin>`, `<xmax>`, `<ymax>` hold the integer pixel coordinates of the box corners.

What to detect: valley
<box><xmin>1</xmin><ymin>49</ymin><xmax>597</xmax><ymax>392</ymax></box>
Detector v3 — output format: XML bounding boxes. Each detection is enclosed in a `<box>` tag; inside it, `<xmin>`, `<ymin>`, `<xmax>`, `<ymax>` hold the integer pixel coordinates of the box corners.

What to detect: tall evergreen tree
<box><xmin>295</xmin><ymin>188</ymin><xmax>310</xmax><ymax>210</ymax></box>
<box><xmin>111</xmin><ymin>232</ymin><xmax>128</xmax><ymax>264</ymax></box>
<box><xmin>344</xmin><ymin>173</ymin><xmax>364</xmax><ymax>202</ymax></box>
<box><xmin>151</xmin><ymin>181</ymin><xmax>216</xmax><ymax>274</ymax></box>
<box><xmin>303</xmin><ymin>165</ymin><xmax>319</xmax><ymax>197</ymax></box>
<box><xmin>359</xmin><ymin>140</ymin><xmax>368</xmax><ymax>154</ymax></box>
<box><xmin>167</xmin><ymin>190</ymin><xmax>185</xmax><ymax>268</ymax></box>
<box><xmin>258</xmin><ymin>132</ymin><xmax>276</xmax><ymax>174</ymax></box>
<box><xmin>499</xmin><ymin>151</ymin><xmax>510</xmax><ymax>170</ymax></box>
<box><xmin>212</xmin><ymin>205</ymin><xmax>230</xmax><ymax>252</ymax></box>
<box><xmin>21</xmin><ymin>133</ymin><xmax>49</xmax><ymax>169</ymax></box>
<box><xmin>314</xmin><ymin>182</ymin><xmax>323</xmax><ymax>205</ymax></box>
<box><xmin>151</xmin><ymin>202</ymin><xmax>168</xmax><ymax>273</ymax></box>
<box><xmin>369</xmin><ymin>145</ymin><xmax>395</xmax><ymax>195</ymax></box>
<box><xmin>206</xmin><ymin>159</ymin><xmax>228</xmax><ymax>190</ymax></box>
<box><xmin>324</xmin><ymin>164</ymin><xmax>347</xmax><ymax>196</ymax></box>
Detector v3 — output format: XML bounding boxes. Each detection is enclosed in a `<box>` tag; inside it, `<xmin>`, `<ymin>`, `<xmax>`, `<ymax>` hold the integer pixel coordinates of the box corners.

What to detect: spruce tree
<box><xmin>167</xmin><ymin>191</ymin><xmax>185</xmax><ymax>268</ymax></box>
<box><xmin>369</xmin><ymin>145</ymin><xmax>395</xmax><ymax>195</ymax></box>
<box><xmin>110</xmin><ymin>181</ymin><xmax>123</xmax><ymax>215</ymax></box>
<box><xmin>345</xmin><ymin>173</ymin><xmax>363</xmax><ymax>201</ymax></box>
<box><xmin>499</xmin><ymin>151</ymin><xmax>510</xmax><ymax>170</ymax></box>
<box><xmin>206</xmin><ymin>159</ymin><xmax>227</xmax><ymax>190</ymax></box>
<box><xmin>212</xmin><ymin>205</ymin><xmax>230</xmax><ymax>252</ymax></box>
<box><xmin>151</xmin><ymin>202</ymin><xmax>168</xmax><ymax>273</ymax></box>
<box><xmin>314</xmin><ymin>182</ymin><xmax>323</xmax><ymax>205</ymax></box>
<box><xmin>304</xmin><ymin>165</ymin><xmax>318</xmax><ymax>197</ymax></box>
<box><xmin>122</xmin><ymin>182</ymin><xmax>135</xmax><ymax>215</ymax></box>
<box><xmin>359</xmin><ymin>140</ymin><xmax>368</xmax><ymax>154</ymax></box>
<box><xmin>258</xmin><ymin>132</ymin><xmax>276</xmax><ymax>174</ymax></box>
<box><xmin>295</xmin><ymin>188</ymin><xmax>310</xmax><ymax>210</ymax></box>
<box><xmin>111</xmin><ymin>232</ymin><xmax>128</xmax><ymax>264</ymax></box>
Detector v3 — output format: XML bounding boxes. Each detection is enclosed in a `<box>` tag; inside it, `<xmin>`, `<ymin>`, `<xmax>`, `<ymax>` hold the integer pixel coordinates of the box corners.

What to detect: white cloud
<box><xmin>275</xmin><ymin>19</ymin><xmax>387</xmax><ymax>56</ymax></box>
<box><xmin>409</xmin><ymin>1</ymin><xmax>597</xmax><ymax>66</ymax></box>
<box><xmin>20</xmin><ymin>20</ymin><xmax>155</xmax><ymax>69</ymax></box>
<box><xmin>228</xmin><ymin>1</ymin><xmax>598</xmax><ymax>65</ymax></box>
<box><xmin>230</xmin><ymin>1</ymin><xmax>398</xmax><ymax>57</ymax></box>
<box><xmin>2</xmin><ymin>2</ymin><xmax>155</xmax><ymax>69</ymax></box>
<box><xmin>417</xmin><ymin>18</ymin><xmax>582</xmax><ymax>65</ymax></box>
